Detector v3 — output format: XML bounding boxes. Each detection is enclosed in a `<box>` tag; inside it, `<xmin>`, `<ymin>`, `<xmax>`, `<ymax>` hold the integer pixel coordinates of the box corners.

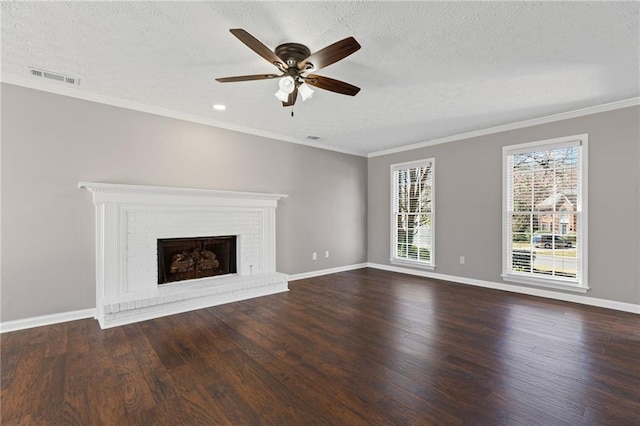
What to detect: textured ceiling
<box><xmin>2</xmin><ymin>1</ymin><xmax>639</xmax><ymax>156</ymax></box>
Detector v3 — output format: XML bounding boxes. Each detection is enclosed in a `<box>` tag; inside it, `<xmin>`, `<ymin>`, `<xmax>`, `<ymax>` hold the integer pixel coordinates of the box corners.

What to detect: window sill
<box><xmin>390</xmin><ymin>259</ymin><xmax>435</xmax><ymax>270</ymax></box>
<box><xmin>501</xmin><ymin>274</ymin><xmax>589</xmax><ymax>293</ymax></box>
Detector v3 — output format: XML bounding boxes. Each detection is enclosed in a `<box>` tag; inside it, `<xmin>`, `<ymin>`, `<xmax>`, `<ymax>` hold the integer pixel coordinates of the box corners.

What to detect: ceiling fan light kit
<box><xmin>274</xmin><ymin>87</ymin><xmax>290</xmax><ymax>102</ymax></box>
<box><xmin>275</xmin><ymin>76</ymin><xmax>295</xmax><ymax>102</ymax></box>
<box><xmin>216</xmin><ymin>29</ymin><xmax>361</xmax><ymax>108</ymax></box>
<box><xmin>298</xmin><ymin>83</ymin><xmax>314</xmax><ymax>101</ymax></box>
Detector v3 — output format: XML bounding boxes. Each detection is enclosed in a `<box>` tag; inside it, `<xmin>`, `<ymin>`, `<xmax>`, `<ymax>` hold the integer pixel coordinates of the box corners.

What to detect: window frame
<box><xmin>502</xmin><ymin>134</ymin><xmax>588</xmax><ymax>292</ymax></box>
<box><xmin>390</xmin><ymin>158</ymin><xmax>435</xmax><ymax>270</ymax></box>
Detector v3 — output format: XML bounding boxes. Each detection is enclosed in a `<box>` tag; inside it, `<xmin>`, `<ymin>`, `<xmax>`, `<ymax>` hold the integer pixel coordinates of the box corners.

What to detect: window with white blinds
<box><xmin>503</xmin><ymin>135</ymin><xmax>588</xmax><ymax>291</ymax></box>
<box><xmin>391</xmin><ymin>159</ymin><xmax>434</xmax><ymax>268</ymax></box>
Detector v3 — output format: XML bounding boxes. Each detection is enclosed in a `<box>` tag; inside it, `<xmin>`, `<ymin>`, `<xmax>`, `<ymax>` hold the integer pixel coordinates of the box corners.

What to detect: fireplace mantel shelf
<box><xmin>79</xmin><ymin>182</ymin><xmax>288</xmax><ymax>202</ymax></box>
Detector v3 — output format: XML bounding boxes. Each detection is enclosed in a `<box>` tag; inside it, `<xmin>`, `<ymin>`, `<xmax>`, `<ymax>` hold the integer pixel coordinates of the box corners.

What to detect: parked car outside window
<box><xmin>532</xmin><ymin>235</ymin><xmax>573</xmax><ymax>249</ymax></box>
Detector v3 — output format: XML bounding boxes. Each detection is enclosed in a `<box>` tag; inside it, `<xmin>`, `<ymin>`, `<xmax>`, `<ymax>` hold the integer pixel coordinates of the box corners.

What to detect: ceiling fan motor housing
<box><xmin>275</xmin><ymin>43</ymin><xmax>312</xmax><ymax>69</ymax></box>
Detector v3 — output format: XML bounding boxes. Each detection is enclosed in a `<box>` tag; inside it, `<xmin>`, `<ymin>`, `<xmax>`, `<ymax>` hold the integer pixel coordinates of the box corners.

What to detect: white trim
<box><xmin>503</xmin><ymin>137</ymin><xmax>581</xmax><ymax>156</ymax></box>
<box><xmin>79</xmin><ymin>181</ymin><xmax>288</xmax><ymax>203</ymax></box>
<box><xmin>368</xmin><ymin>98</ymin><xmax>640</xmax><ymax>158</ymax></box>
<box><xmin>2</xmin><ymin>264</ymin><xmax>637</xmax><ymax>332</ymax></box>
<box><xmin>1</xmin><ymin>74</ymin><xmax>363</xmax><ymax>157</ymax></box>
<box><xmin>367</xmin><ymin>263</ymin><xmax>640</xmax><ymax>315</ymax></box>
<box><xmin>0</xmin><ymin>308</ymin><xmax>96</xmax><ymax>333</ymax></box>
<box><xmin>501</xmin><ymin>274</ymin><xmax>588</xmax><ymax>293</ymax></box>
<box><xmin>4</xmin><ymin>74</ymin><xmax>638</xmax><ymax>159</ymax></box>
<box><xmin>581</xmin><ymin>135</ymin><xmax>589</xmax><ymax>290</ymax></box>
<box><xmin>1</xmin><ymin>264</ymin><xmax>364</xmax><ymax>332</ymax></box>
<box><xmin>502</xmin><ymin>134</ymin><xmax>588</xmax><ymax>290</ymax></box>
<box><xmin>390</xmin><ymin>158</ymin><xmax>435</xmax><ymax>268</ymax></box>
<box><xmin>390</xmin><ymin>158</ymin><xmax>434</xmax><ymax>171</ymax></box>
<box><xmin>287</xmin><ymin>263</ymin><xmax>368</xmax><ymax>281</ymax></box>
<box><xmin>390</xmin><ymin>259</ymin><xmax>435</xmax><ymax>270</ymax></box>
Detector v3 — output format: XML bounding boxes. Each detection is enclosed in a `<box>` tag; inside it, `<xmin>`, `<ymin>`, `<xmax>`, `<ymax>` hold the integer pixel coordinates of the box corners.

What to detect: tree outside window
<box><xmin>391</xmin><ymin>159</ymin><xmax>434</xmax><ymax>268</ymax></box>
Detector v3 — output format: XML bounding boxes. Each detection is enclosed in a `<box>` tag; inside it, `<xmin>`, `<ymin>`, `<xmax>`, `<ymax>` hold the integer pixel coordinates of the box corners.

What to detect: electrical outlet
<box><xmin>325</xmin><ymin>251</ymin><xmax>329</xmax><ymax>258</ymax></box>
<box><xmin>459</xmin><ymin>256</ymin><xmax>465</xmax><ymax>264</ymax></box>
<box><xmin>312</xmin><ymin>252</ymin><xmax>317</xmax><ymax>260</ymax></box>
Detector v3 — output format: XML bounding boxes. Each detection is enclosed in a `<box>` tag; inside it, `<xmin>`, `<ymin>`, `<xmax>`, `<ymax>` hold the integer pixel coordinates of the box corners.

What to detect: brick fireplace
<box><xmin>80</xmin><ymin>182</ymin><xmax>289</xmax><ymax>328</ymax></box>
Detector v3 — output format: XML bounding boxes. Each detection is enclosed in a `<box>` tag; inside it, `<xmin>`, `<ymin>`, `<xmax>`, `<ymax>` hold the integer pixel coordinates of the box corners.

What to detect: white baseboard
<box><xmin>367</xmin><ymin>262</ymin><xmax>640</xmax><ymax>314</ymax></box>
<box><xmin>0</xmin><ymin>263</ymin><xmax>367</xmax><ymax>332</ymax></box>
<box><xmin>3</xmin><ymin>262</ymin><xmax>636</xmax><ymax>333</ymax></box>
<box><xmin>0</xmin><ymin>308</ymin><xmax>96</xmax><ymax>333</ymax></box>
<box><xmin>288</xmin><ymin>263</ymin><xmax>368</xmax><ymax>281</ymax></box>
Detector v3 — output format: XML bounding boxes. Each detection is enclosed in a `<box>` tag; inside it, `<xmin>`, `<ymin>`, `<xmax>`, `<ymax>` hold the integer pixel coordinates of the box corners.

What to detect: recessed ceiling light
<box><xmin>212</xmin><ymin>104</ymin><xmax>226</xmax><ymax>111</ymax></box>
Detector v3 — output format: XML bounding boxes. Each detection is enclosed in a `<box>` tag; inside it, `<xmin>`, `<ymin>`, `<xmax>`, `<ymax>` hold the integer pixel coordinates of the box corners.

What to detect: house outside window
<box><xmin>502</xmin><ymin>135</ymin><xmax>588</xmax><ymax>292</ymax></box>
<box><xmin>391</xmin><ymin>159</ymin><xmax>434</xmax><ymax>269</ymax></box>
<box><xmin>537</xmin><ymin>194</ymin><xmax>576</xmax><ymax>235</ymax></box>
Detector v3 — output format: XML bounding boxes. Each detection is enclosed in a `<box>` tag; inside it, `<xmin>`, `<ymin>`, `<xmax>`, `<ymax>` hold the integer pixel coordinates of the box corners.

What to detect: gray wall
<box><xmin>1</xmin><ymin>83</ymin><xmax>368</xmax><ymax>322</ymax></box>
<box><xmin>368</xmin><ymin>106</ymin><xmax>640</xmax><ymax>305</ymax></box>
<box><xmin>2</xmin><ymin>82</ymin><xmax>638</xmax><ymax>323</ymax></box>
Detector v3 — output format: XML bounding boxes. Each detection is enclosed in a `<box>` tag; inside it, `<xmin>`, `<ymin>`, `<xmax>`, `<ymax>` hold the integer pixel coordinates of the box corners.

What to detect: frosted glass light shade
<box><xmin>275</xmin><ymin>76</ymin><xmax>296</xmax><ymax>102</ymax></box>
<box><xmin>275</xmin><ymin>89</ymin><xmax>290</xmax><ymax>102</ymax></box>
<box><xmin>278</xmin><ymin>76</ymin><xmax>295</xmax><ymax>94</ymax></box>
<box><xmin>298</xmin><ymin>83</ymin><xmax>314</xmax><ymax>101</ymax></box>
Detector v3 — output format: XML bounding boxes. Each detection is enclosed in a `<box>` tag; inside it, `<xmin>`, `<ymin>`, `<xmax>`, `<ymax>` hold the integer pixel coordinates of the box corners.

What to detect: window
<box><xmin>391</xmin><ymin>159</ymin><xmax>434</xmax><ymax>268</ymax></box>
<box><xmin>503</xmin><ymin>135</ymin><xmax>588</xmax><ymax>292</ymax></box>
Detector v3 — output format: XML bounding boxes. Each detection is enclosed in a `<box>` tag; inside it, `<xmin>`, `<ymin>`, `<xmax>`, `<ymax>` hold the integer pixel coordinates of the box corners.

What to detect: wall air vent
<box><xmin>29</xmin><ymin>67</ymin><xmax>80</xmax><ymax>86</ymax></box>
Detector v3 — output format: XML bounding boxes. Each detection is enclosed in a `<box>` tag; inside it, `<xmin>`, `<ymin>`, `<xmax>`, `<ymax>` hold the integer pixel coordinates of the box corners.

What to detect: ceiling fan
<box><xmin>215</xmin><ymin>29</ymin><xmax>361</xmax><ymax>107</ymax></box>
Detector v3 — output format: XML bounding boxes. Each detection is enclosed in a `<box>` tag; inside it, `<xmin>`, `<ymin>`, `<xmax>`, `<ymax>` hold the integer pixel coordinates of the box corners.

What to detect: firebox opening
<box><xmin>157</xmin><ymin>236</ymin><xmax>237</xmax><ymax>284</ymax></box>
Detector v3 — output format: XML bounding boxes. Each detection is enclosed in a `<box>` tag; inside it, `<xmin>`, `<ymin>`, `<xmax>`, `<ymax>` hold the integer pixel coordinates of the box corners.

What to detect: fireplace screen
<box><xmin>157</xmin><ymin>236</ymin><xmax>237</xmax><ymax>284</ymax></box>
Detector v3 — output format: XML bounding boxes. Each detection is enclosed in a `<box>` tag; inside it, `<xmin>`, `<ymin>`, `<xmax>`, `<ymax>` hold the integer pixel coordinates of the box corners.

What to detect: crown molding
<box><xmin>368</xmin><ymin>97</ymin><xmax>640</xmax><ymax>158</ymax></box>
<box><xmin>0</xmin><ymin>73</ymin><xmax>364</xmax><ymax>157</ymax></box>
<box><xmin>3</xmin><ymin>73</ymin><xmax>637</xmax><ymax>159</ymax></box>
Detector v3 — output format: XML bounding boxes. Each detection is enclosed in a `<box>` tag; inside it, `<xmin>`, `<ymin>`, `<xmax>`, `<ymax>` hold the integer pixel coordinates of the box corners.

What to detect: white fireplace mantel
<box><xmin>80</xmin><ymin>182</ymin><xmax>289</xmax><ymax>328</ymax></box>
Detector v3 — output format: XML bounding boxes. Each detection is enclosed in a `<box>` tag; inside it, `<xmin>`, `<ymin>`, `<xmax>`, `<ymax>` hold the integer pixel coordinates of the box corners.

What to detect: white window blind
<box><xmin>503</xmin><ymin>135</ymin><xmax>587</xmax><ymax>290</ymax></box>
<box><xmin>391</xmin><ymin>159</ymin><xmax>434</xmax><ymax>268</ymax></box>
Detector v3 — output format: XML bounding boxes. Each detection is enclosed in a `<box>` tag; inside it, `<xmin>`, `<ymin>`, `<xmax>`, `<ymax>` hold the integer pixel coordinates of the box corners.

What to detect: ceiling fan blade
<box><xmin>216</xmin><ymin>74</ymin><xmax>280</xmax><ymax>83</ymax></box>
<box><xmin>282</xmin><ymin>86</ymin><xmax>298</xmax><ymax>107</ymax></box>
<box><xmin>229</xmin><ymin>29</ymin><xmax>286</xmax><ymax>69</ymax></box>
<box><xmin>304</xmin><ymin>75</ymin><xmax>360</xmax><ymax>96</ymax></box>
<box><xmin>298</xmin><ymin>37</ymin><xmax>361</xmax><ymax>71</ymax></box>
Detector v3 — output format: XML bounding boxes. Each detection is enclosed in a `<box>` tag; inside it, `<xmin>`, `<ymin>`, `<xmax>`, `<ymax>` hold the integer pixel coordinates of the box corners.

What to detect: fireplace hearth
<box><xmin>158</xmin><ymin>236</ymin><xmax>237</xmax><ymax>284</ymax></box>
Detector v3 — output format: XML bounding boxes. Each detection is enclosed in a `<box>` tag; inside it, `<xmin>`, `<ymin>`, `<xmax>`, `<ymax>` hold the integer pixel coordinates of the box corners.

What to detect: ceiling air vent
<box><xmin>29</xmin><ymin>67</ymin><xmax>80</xmax><ymax>86</ymax></box>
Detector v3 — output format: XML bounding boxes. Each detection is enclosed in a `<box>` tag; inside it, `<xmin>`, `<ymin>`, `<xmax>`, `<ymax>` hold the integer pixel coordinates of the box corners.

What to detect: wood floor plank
<box><xmin>2</xmin><ymin>268</ymin><xmax>639</xmax><ymax>424</ymax></box>
<box><xmin>205</xmin><ymin>309</ymin><xmax>378</xmax><ymax>424</ymax></box>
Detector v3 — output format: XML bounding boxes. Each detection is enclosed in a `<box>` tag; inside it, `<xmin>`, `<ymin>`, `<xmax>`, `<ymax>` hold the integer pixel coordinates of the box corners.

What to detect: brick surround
<box><xmin>80</xmin><ymin>182</ymin><xmax>288</xmax><ymax>328</ymax></box>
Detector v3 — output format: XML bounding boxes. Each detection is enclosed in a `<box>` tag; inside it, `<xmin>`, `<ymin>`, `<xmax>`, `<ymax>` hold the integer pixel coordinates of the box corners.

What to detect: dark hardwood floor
<box><xmin>2</xmin><ymin>268</ymin><xmax>639</xmax><ymax>425</ymax></box>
